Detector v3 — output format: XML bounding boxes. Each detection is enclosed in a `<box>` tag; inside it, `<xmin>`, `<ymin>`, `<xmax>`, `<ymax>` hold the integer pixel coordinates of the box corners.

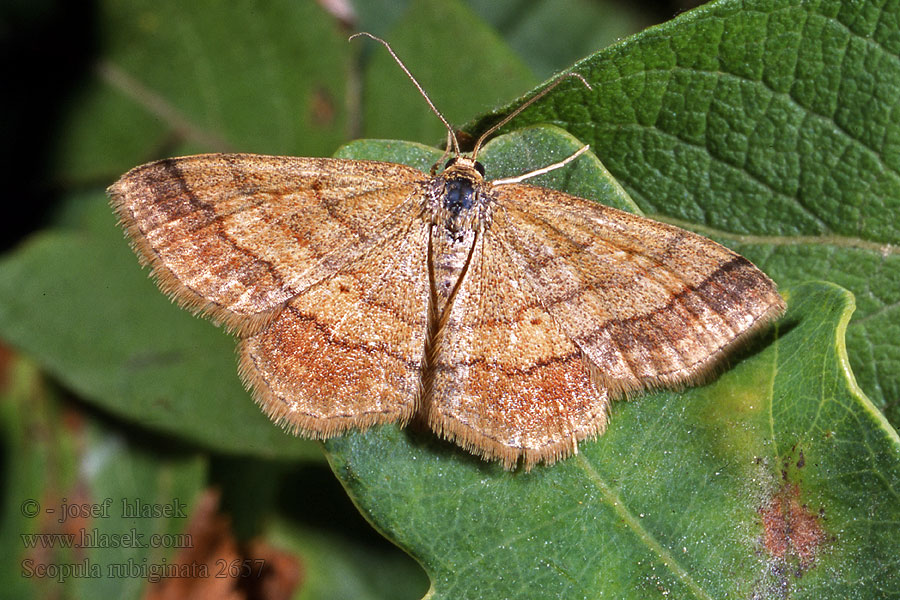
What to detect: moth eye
<box><xmin>474</xmin><ymin>161</ymin><xmax>486</xmax><ymax>177</ymax></box>
<box><xmin>445</xmin><ymin>158</ymin><xmax>456</xmax><ymax>169</ymax></box>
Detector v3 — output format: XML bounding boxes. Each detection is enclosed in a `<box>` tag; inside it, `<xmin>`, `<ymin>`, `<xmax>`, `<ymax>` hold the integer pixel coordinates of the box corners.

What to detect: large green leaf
<box><xmin>324</xmin><ymin>131</ymin><xmax>899</xmax><ymax>598</ymax></box>
<box><xmin>469</xmin><ymin>0</ymin><xmax>900</xmax><ymax>425</ymax></box>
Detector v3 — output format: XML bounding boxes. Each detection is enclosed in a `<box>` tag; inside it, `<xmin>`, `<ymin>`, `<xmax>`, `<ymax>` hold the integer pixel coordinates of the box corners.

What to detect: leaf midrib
<box><xmin>658</xmin><ymin>216</ymin><xmax>899</xmax><ymax>253</ymax></box>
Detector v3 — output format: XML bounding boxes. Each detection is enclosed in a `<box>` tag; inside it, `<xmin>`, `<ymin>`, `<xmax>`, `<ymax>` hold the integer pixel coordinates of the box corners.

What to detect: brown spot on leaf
<box><xmin>759</xmin><ymin>482</ymin><xmax>824</xmax><ymax>571</ymax></box>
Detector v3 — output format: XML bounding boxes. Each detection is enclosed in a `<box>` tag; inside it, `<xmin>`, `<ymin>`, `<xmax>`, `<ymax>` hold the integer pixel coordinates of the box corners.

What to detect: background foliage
<box><xmin>1</xmin><ymin>0</ymin><xmax>897</xmax><ymax>598</ymax></box>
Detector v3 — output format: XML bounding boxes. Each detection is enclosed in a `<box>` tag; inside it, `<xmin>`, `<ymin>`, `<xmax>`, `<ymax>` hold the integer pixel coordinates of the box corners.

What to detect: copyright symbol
<box><xmin>21</xmin><ymin>499</ymin><xmax>40</xmax><ymax>518</ymax></box>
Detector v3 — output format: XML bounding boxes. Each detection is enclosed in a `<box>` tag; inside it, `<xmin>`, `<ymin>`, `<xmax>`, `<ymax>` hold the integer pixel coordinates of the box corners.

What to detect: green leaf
<box><xmin>324</xmin><ymin>129</ymin><xmax>900</xmax><ymax>598</ymax></box>
<box><xmin>329</xmin><ymin>288</ymin><xmax>900</xmax><ymax>598</ymax></box>
<box><xmin>335</xmin><ymin>125</ymin><xmax>641</xmax><ymax>214</ymax></box>
<box><xmin>469</xmin><ymin>0</ymin><xmax>900</xmax><ymax>424</ymax></box>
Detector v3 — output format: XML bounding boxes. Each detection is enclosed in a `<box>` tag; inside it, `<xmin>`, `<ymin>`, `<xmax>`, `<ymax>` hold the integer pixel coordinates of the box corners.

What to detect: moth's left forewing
<box><xmin>108</xmin><ymin>153</ymin><xmax>426</xmax><ymax>336</ymax></box>
<box><xmin>489</xmin><ymin>182</ymin><xmax>785</xmax><ymax>396</ymax></box>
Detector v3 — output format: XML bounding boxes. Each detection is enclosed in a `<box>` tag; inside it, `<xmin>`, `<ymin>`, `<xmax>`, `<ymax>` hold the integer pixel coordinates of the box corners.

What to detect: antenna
<box><xmin>350</xmin><ymin>32</ymin><xmax>593</xmax><ymax>166</ymax></box>
<box><xmin>350</xmin><ymin>32</ymin><xmax>460</xmax><ymax>156</ymax></box>
<box><xmin>471</xmin><ymin>72</ymin><xmax>591</xmax><ymax>159</ymax></box>
<box><xmin>491</xmin><ymin>144</ymin><xmax>591</xmax><ymax>186</ymax></box>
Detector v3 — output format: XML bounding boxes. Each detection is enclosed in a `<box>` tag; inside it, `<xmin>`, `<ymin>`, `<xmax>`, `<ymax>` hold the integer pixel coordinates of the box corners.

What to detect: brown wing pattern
<box><xmin>241</xmin><ymin>198</ymin><xmax>431</xmax><ymax>436</ymax></box>
<box><xmin>109</xmin><ymin>153</ymin><xmax>426</xmax><ymax>335</ymax></box>
<box><xmin>491</xmin><ymin>183</ymin><xmax>786</xmax><ymax>397</ymax></box>
<box><xmin>425</xmin><ymin>226</ymin><xmax>609</xmax><ymax>469</ymax></box>
<box><xmin>111</xmin><ymin>153</ymin><xmax>433</xmax><ymax>437</ymax></box>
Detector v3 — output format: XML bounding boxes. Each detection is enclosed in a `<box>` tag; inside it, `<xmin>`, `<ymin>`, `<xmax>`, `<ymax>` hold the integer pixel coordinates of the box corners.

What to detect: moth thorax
<box><xmin>430</xmin><ymin>173</ymin><xmax>492</xmax><ymax>235</ymax></box>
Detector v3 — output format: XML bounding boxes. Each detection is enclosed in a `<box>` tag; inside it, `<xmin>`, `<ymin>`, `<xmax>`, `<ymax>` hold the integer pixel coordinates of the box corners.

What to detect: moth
<box><xmin>109</xmin><ymin>33</ymin><xmax>784</xmax><ymax>469</ymax></box>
